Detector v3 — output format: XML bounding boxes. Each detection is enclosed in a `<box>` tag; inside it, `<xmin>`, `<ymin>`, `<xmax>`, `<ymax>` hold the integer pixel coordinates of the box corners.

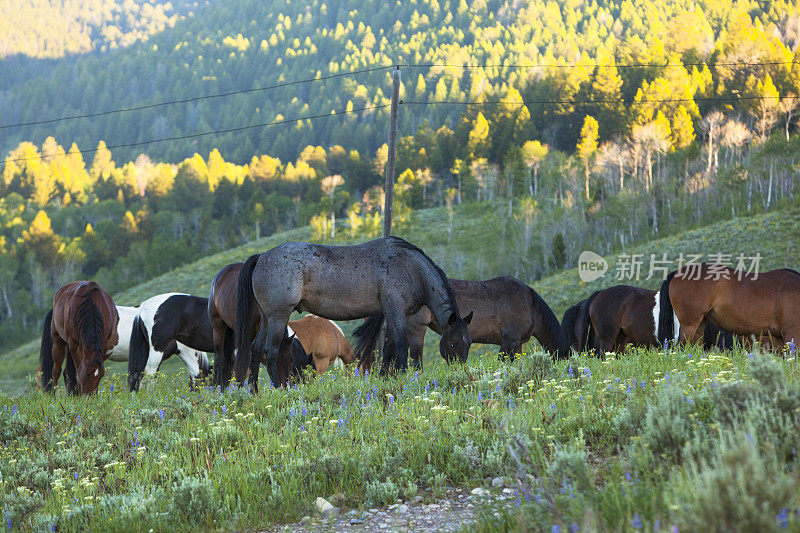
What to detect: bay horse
<box><xmin>362</xmin><ymin>277</ymin><xmax>567</xmax><ymax>370</ymax></box>
<box><xmin>657</xmin><ymin>264</ymin><xmax>800</xmax><ymax>348</ymax></box>
<box><xmin>39</xmin><ymin>281</ymin><xmax>119</xmax><ymax>395</ymax></box>
<box><xmin>127</xmin><ymin>293</ymin><xmax>212</xmax><ymax>391</ymax></box>
<box><xmin>209</xmin><ymin>263</ymin><xmax>318</xmax><ymax>388</ymax></box>
<box><xmin>563</xmin><ymin>285</ymin><xmax>735</xmax><ymax>354</ymax></box>
<box><xmin>236</xmin><ymin>237</ymin><xmax>472</xmax><ymax>391</ymax></box>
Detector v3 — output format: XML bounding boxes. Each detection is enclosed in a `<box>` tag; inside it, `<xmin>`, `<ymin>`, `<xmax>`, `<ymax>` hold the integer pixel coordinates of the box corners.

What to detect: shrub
<box><xmin>641</xmin><ymin>385</ymin><xmax>696</xmax><ymax>461</ymax></box>
<box><xmin>365</xmin><ymin>479</ymin><xmax>400</xmax><ymax>506</ymax></box>
<box><xmin>172</xmin><ymin>475</ymin><xmax>214</xmax><ymax>524</ymax></box>
<box><xmin>670</xmin><ymin>430</ymin><xmax>797</xmax><ymax>532</ymax></box>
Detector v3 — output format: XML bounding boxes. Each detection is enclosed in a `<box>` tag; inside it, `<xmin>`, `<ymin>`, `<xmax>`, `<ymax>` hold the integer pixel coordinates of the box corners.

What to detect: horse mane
<box><xmin>73</xmin><ymin>288</ymin><xmax>104</xmax><ymax>359</ymax></box>
<box><xmin>386</xmin><ymin>237</ymin><xmax>456</xmax><ymax>304</ymax></box>
<box><xmin>781</xmin><ymin>268</ymin><xmax>800</xmax><ymax>277</ymax></box>
<box><xmin>529</xmin><ymin>287</ymin><xmax>569</xmax><ymax>359</ymax></box>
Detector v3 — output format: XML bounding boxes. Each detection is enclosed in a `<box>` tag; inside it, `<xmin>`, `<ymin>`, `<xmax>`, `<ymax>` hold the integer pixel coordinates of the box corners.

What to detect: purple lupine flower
<box><xmin>632</xmin><ymin>513</ymin><xmax>642</xmax><ymax>529</ymax></box>
<box><xmin>158</xmin><ymin>409</ymin><xmax>165</xmax><ymax>420</ymax></box>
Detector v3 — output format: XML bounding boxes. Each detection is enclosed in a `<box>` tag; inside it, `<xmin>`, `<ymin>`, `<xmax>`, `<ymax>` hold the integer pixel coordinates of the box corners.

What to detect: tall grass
<box><xmin>2</xmin><ymin>344</ymin><xmax>799</xmax><ymax>531</ymax></box>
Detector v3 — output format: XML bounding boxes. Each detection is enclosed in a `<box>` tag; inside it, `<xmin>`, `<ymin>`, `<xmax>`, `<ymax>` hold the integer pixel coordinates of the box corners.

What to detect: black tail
<box><xmin>128</xmin><ymin>315</ymin><xmax>149</xmax><ymax>391</ymax></box>
<box><xmin>579</xmin><ymin>291</ymin><xmax>600</xmax><ymax>354</ymax></box>
<box><xmin>529</xmin><ymin>288</ymin><xmax>570</xmax><ymax>360</ymax></box>
<box><xmin>235</xmin><ymin>254</ymin><xmax>260</xmax><ymax>384</ymax></box>
<box><xmin>214</xmin><ymin>326</ymin><xmax>235</xmax><ymax>387</ymax></box>
<box><xmin>353</xmin><ymin>315</ymin><xmax>385</xmax><ymax>370</ymax></box>
<box><xmin>561</xmin><ymin>303</ymin><xmax>581</xmax><ymax>350</ymax></box>
<box><xmin>656</xmin><ymin>271</ymin><xmax>677</xmax><ymax>344</ymax></box>
<box><xmin>39</xmin><ymin>309</ymin><xmax>54</xmax><ymax>392</ymax></box>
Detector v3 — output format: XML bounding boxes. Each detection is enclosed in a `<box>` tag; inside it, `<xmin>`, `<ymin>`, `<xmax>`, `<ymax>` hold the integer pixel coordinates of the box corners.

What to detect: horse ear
<box><xmin>463</xmin><ymin>311</ymin><xmax>473</xmax><ymax>325</ymax></box>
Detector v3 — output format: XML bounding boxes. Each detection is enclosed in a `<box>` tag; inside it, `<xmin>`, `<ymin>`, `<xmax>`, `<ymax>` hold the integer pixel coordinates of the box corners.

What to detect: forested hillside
<box><xmin>2</xmin><ymin>0</ymin><xmax>800</xmax><ymax>162</ymax></box>
<box><xmin>1</xmin><ymin>0</ymin><xmax>800</xmax><ymax>351</ymax></box>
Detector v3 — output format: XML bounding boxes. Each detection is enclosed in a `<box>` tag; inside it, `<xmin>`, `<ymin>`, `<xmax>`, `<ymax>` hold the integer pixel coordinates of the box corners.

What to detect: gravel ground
<box><xmin>270</xmin><ymin>485</ymin><xmax>518</xmax><ymax>532</ymax></box>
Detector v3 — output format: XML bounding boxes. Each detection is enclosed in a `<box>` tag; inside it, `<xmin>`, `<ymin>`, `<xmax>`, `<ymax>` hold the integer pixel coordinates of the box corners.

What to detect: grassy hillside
<box><xmin>3</xmin><ymin>204</ymin><xmax>800</xmax><ymax>393</ymax></box>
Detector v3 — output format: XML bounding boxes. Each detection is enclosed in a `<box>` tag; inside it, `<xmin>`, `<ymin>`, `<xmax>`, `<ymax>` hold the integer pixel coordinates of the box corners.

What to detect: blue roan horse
<box><xmin>235</xmin><ymin>237</ymin><xmax>472</xmax><ymax>391</ymax></box>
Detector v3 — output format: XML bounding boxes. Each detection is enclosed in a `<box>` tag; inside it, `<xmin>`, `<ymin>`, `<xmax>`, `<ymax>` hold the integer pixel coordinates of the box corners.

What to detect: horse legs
<box><xmin>210</xmin><ymin>312</ymin><xmax>234</xmax><ymax>388</ymax></box>
<box><xmin>260</xmin><ymin>315</ymin><xmax>289</xmax><ymax>387</ymax></box>
<box><xmin>407</xmin><ymin>318</ymin><xmax>428</xmax><ymax>371</ymax></box>
<box><xmin>678</xmin><ymin>316</ymin><xmax>706</xmax><ymax>347</ymax></box>
<box><xmin>383</xmin><ymin>308</ymin><xmax>410</xmax><ymax>374</ymax></box>
<box><xmin>65</xmin><ymin>343</ymin><xmax>79</xmax><ymax>395</ymax></box>
<box><xmin>50</xmin><ymin>336</ymin><xmax>67</xmax><ymax>392</ymax></box>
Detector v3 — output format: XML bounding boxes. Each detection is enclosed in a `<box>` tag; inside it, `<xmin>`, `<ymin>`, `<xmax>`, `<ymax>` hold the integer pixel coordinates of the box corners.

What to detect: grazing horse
<box><xmin>289</xmin><ymin>314</ymin><xmax>355</xmax><ymax>373</ymax></box>
<box><xmin>561</xmin><ymin>299</ymin><xmax>590</xmax><ymax>352</ymax></box>
<box><xmin>657</xmin><ymin>264</ymin><xmax>800</xmax><ymax>348</ymax></box>
<box><xmin>127</xmin><ymin>293</ymin><xmax>212</xmax><ymax>391</ymax></box>
<box><xmin>209</xmin><ymin>263</ymin><xmax>319</xmax><ymax>388</ymax></box>
<box><xmin>235</xmin><ymin>237</ymin><xmax>472</xmax><ymax>391</ymax></box>
<box><xmin>366</xmin><ymin>277</ymin><xmax>567</xmax><ymax>370</ymax></box>
<box><xmin>39</xmin><ymin>281</ymin><xmax>119</xmax><ymax>395</ymax></box>
<box><xmin>563</xmin><ymin>286</ymin><xmax>736</xmax><ymax>354</ymax></box>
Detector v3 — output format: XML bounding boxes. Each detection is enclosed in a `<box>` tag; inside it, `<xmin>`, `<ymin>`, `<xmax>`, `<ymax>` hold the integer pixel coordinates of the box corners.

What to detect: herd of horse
<box><xmin>37</xmin><ymin>236</ymin><xmax>797</xmax><ymax>395</ymax></box>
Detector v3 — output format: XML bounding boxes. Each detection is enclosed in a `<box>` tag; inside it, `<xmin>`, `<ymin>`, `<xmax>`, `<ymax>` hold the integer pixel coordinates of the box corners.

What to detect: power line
<box><xmin>403</xmin><ymin>95</ymin><xmax>798</xmax><ymax>107</ymax></box>
<box><xmin>0</xmin><ymin>103</ymin><xmax>390</xmax><ymax>166</ymax></box>
<box><xmin>405</xmin><ymin>60</ymin><xmax>800</xmax><ymax>70</ymax></box>
<box><xmin>0</xmin><ymin>65</ymin><xmax>393</xmax><ymax>131</ymax></box>
<box><xmin>1</xmin><ymin>59</ymin><xmax>794</xmax><ymax>133</ymax></box>
<box><xmin>1</xmin><ymin>60</ymin><xmax>794</xmax><ymax>130</ymax></box>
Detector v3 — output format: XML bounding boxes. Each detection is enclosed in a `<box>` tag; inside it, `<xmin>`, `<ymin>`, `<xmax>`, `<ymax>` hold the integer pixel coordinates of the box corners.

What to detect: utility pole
<box><xmin>383</xmin><ymin>65</ymin><xmax>401</xmax><ymax>237</ymax></box>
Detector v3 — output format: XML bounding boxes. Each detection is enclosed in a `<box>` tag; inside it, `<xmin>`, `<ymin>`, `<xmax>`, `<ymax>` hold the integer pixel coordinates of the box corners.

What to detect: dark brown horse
<box><xmin>209</xmin><ymin>262</ymin><xmax>313</xmax><ymax>388</ymax></box>
<box><xmin>39</xmin><ymin>281</ymin><xmax>119</xmax><ymax>395</ymax></box>
<box><xmin>385</xmin><ymin>277</ymin><xmax>567</xmax><ymax>370</ymax></box>
<box><xmin>564</xmin><ymin>285</ymin><xmax>735</xmax><ymax>354</ymax></box>
<box><xmin>657</xmin><ymin>264</ymin><xmax>799</xmax><ymax>348</ymax></box>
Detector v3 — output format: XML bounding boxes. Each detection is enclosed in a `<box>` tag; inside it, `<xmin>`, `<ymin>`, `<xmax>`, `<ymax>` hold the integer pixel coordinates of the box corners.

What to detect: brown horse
<box><xmin>563</xmin><ymin>285</ymin><xmax>736</xmax><ymax>354</ymax></box>
<box><xmin>361</xmin><ymin>277</ymin><xmax>567</xmax><ymax>370</ymax></box>
<box><xmin>208</xmin><ymin>262</ymin><xmax>314</xmax><ymax>388</ymax></box>
<box><xmin>289</xmin><ymin>314</ymin><xmax>355</xmax><ymax>373</ymax></box>
<box><xmin>657</xmin><ymin>264</ymin><xmax>800</xmax><ymax>348</ymax></box>
<box><xmin>39</xmin><ymin>281</ymin><xmax>119</xmax><ymax>395</ymax></box>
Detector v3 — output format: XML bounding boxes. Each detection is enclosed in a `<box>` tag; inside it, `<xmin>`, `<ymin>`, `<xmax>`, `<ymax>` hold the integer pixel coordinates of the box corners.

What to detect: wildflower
<box><xmin>354</xmin><ymin>367</ymin><xmax>360</xmax><ymax>377</ymax></box>
<box><xmin>158</xmin><ymin>409</ymin><xmax>165</xmax><ymax>420</ymax></box>
<box><xmin>552</xmin><ymin>525</ymin><xmax>560</xmax><ymax>533</ymax></box>
<box><xmin>222</xmin><ymin>405</ymin><xmax>227</xmax><ymax>414</ymax></box>
<box><xmin>776</xmin><ymin>508</ymin><xmax>789</xmax><ymax>528</ymax></box>
<box><xmin>477</xmin><ymin>391</ymin><xmax>483</xmax><ymax>401</ymax></box>
<box><xmin>632</xmin><ymin>513</ymin><xmax>642</xmax><ymax>529</ymax></box>
<box><xmin>570</xmin><ymin>523</ymin><xmax>580</xmax><ymax>532</ymax></box>
<box><xmin>790</xmin><ymin>339</ymin><xmax>796</xmax><ymax>355</ymax></box>
<box><xmin>583</xmin><ymin>367</ymin><xmax>592</xmax><ymax>378</ymax></box>
<box><xmin>568</xmin><ymin>366</ymin><xmax>574</xmax><ymax>378</ymax></box>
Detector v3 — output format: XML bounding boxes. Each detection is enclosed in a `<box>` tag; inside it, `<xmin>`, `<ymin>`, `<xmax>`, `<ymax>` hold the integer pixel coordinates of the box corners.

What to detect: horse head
<box><xmin>440</xmin><ymin>311</ymin><xmax>472</xmax><ymax>363</ymax></box>
<box><xmin>76</xmin><ymin>350</ymin><xmax>106</xmax><ymax>394</ymax></box>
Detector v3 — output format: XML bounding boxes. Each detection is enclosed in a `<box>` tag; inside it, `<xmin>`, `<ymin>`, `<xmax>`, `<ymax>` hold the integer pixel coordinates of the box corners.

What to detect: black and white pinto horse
<box><xmin>126</xmin><ymin>293</ymin><xmax>212</xmax><ymax>391</ymax></box>
<box><xmin>129</xmin><ymin>293</ymin><xmax>312</xmax><ymax>390</ymax></box>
